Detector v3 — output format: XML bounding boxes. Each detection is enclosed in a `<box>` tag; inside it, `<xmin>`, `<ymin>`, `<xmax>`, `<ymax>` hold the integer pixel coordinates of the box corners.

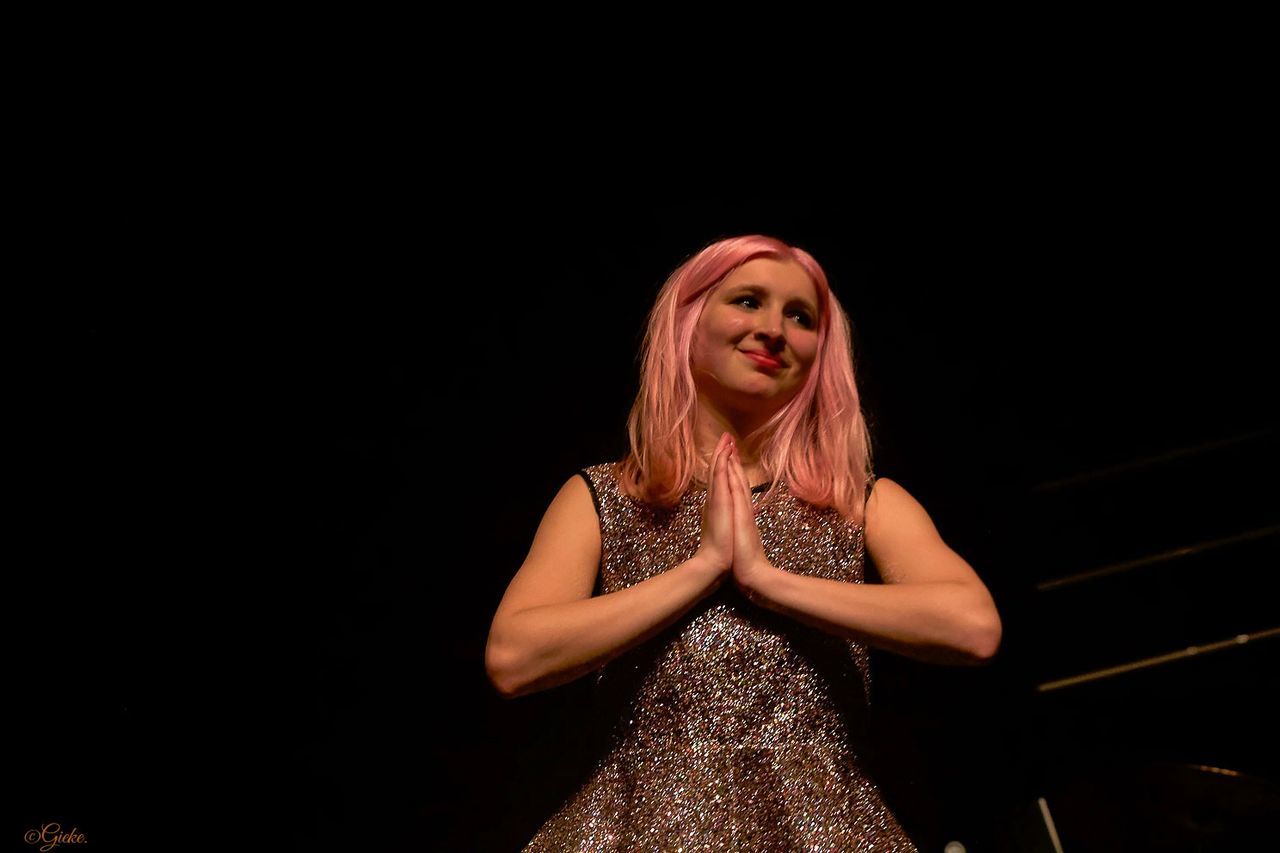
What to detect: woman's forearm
<box><xmin>489</xmin><ymin>555</ymin><xmax>724</xmax><ymax>698</ymax></box>
<box><xmin>749</xmin><ymin>571</ymin><xmax>1000</xmax><ymax>666</ymax></box>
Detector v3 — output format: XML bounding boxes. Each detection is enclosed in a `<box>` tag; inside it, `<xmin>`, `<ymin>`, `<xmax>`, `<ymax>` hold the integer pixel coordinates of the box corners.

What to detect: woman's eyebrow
<box><xmin>733</xmin><ymin>283</ymin><xmax>818</xmax><ymax>317</ymax></box>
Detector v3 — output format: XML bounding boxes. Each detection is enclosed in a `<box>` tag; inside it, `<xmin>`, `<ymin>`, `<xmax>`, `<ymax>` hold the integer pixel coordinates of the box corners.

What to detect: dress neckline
<box><xmin>691</xmin><ymin>479</ymin><xmax>774</xmax><ymax>494</ymax></box>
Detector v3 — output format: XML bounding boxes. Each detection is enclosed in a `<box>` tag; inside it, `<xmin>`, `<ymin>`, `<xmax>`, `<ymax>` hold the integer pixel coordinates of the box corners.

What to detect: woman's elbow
<box><xmin>969</xmin><ymin>613</ymin><xmax>1003</xmax><ymax>663</ymax></box>
<box><xmin>484</xmin><ymin>638</ymin><xmax>524</xmax><ymax>699</ymax></box>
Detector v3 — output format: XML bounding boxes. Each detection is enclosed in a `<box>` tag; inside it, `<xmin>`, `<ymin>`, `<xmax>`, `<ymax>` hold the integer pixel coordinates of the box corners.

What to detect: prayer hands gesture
<box><xmin>694</xmin><ymin>433</ymin><xmax>777</xmax><ymax>600</ymax></box>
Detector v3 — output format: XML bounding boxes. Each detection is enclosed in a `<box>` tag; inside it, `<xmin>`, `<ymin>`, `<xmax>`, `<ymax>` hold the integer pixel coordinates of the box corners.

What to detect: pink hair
<box><xmin>616</xmin><ymin>234</ymin><xmax>876</xmax><ymax>526</ymax></box>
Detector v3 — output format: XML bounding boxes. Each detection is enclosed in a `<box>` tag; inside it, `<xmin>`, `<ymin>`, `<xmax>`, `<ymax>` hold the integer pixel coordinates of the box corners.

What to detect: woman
<box><xmin>486</xmin><ymin>234</ymin><xmax>1002</xmax><ymax>851</ymax></box>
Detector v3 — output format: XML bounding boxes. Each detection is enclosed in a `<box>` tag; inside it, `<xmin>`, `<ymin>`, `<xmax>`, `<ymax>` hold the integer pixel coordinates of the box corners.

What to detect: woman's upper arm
<box><xmin>863</xmin><ymin>476</ymin><xmax>1002</xmax><ymax>658</ymax></box>
<box><xmin>863</xmin><ymin>476</ymin><xmax>984</xmax><ymax>588</ymax></box>
<box><xmin>492</xmin><ymin>474</ymin><xmax>602</xmax><ymax>623</ymax></box>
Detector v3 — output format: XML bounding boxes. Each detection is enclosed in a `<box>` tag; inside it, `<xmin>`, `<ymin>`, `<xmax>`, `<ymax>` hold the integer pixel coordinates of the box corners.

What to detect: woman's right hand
<box><xmin>695</xmin><ymin>432</ymin><xmax>735</xmax><ymax>577</ymax></box>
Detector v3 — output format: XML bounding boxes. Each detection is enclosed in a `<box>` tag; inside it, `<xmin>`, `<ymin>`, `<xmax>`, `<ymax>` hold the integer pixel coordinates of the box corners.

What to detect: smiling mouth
<box><xmin>741</xmin><ymin>350</ymin><xmax>784</xmax><ymax>370</ymax></box>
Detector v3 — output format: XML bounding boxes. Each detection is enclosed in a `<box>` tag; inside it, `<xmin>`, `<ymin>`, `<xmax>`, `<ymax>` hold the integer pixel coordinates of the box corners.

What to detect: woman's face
<box><xmin>690</xmin><ymin>257</ymin><xmax>821</xmax><ymax>415</ymax></box>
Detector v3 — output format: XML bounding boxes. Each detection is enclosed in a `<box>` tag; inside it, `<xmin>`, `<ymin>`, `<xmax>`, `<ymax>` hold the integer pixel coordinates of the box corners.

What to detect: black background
<box><xmin>12</xmin><ymin>139</ymin><xmax>1277</xmax><ymax>853</ymax></box>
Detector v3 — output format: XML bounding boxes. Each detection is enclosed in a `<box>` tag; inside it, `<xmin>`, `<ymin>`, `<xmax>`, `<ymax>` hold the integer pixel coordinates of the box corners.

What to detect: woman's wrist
<box><xmin>685</xmin><ymin>551</ymin><xmax>729</xmax><ymax>585</ymax></box>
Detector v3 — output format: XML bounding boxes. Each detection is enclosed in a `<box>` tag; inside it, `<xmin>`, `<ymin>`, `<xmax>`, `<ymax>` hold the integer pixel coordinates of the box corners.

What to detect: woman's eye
<box><xmin>734</xmin><ymin>296</ymin><xmax>813</xmax><ymax>328</ymax></box>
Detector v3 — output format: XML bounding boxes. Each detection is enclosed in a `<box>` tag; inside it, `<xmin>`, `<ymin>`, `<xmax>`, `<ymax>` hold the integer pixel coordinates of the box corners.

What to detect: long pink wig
<box><xmin>615</xmin><ymin>234</ymin><xmax>877</xmax><ymax>526</ymax></box>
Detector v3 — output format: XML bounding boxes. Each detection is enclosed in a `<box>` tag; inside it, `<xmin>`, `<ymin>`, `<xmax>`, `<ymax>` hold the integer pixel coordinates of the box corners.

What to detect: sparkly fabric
<box><xmin>522</xmin><ymin>461</ymin><xmax>918</xmax><ymax>853</ymax></box>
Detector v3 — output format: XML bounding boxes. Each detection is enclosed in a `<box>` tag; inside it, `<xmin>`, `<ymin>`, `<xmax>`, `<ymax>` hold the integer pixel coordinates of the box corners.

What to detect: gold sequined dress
<box><xmin>522</xmin><ymin>461</ymin><xmax>919</xmax><ymax>852</ymax></box>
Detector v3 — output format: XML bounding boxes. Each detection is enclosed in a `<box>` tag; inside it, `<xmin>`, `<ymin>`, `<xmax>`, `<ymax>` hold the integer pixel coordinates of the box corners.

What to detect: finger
<box><xmin>725</xmin><ymin>450</ymin><xmax>744</xmax><ymax>510</ymax></box>
<box><xmin>729</xmin><ymin>451</ymin><xmax>753</xmax><ymax>517</ymax></box>
<box><xmin>710</xmin><ymin>447</ymin><xmax>725</xmax><ymax>505</ymax></box>
<box><xmin>729</xmin><ymin>459</ymin><xmax>750</xmax><ymax>541</ymax></box>
<box><xmin>718</xmin><ymin>445</ymin><xmax>733</xmax><ymax>501</ymax></box>
<box><xmin>729</xmin><ymin>447</ymin><xmax>747</xmax><ymax>494</ymax></box>
<box><xmin>718</xmin><ymin>449</ymin><xmax>732</xmax><ymax>503</ymax></box>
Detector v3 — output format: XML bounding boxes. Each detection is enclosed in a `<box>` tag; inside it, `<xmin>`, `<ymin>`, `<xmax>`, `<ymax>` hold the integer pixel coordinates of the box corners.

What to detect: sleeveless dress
<box><xmin>521</xmin><ymin>461</ymin><xmax>918</xmax><ymax>852</ymax></box>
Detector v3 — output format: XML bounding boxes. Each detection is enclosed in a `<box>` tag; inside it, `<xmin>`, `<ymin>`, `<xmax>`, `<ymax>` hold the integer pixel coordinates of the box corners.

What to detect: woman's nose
<box><xmin>752</xmin><ymin>310</ymin><xmax>785</xmax><ymax>340</ymax></box>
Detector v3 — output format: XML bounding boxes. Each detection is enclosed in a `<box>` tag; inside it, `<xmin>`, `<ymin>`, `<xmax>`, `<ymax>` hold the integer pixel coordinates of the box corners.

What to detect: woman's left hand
<box><xmin>725</xmin><ymin>443</ymin><xmax>778</xmax><ymax>601</ymax></box>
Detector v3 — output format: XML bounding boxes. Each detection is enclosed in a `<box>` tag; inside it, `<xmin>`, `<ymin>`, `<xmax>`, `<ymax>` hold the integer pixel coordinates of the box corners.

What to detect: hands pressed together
<box><xmin>695</xmin><ymin>432</ymin><xmax>779</xmax><ymax>600</ymax></box>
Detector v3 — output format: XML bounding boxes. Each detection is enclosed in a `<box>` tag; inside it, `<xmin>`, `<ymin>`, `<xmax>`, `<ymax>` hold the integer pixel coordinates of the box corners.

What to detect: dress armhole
<box><xmin>577</xmin><ymin>470</ymin><xmax>602</xmax><ymax>521</ymax></box>
<box><xmin>578</xmin><ymin>470</ymin><xmax>605</xmax><ymax>599</ymax></box>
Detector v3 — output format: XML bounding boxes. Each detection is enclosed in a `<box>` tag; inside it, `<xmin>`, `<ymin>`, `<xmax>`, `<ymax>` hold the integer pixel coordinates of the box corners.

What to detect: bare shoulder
<box><xmin>492</xmin><ymin>474</ymin><xmax>602</xmax><ymax>620</ymax></box>
<box><xmin>864</xmin><ymin>476</ymin><xmax>924</xmax><ymax>534</ymax></box>
<box><xmin>863</xmin><ymin>476</ymin><xmax>983</xmax><ymax>587</ymax></box>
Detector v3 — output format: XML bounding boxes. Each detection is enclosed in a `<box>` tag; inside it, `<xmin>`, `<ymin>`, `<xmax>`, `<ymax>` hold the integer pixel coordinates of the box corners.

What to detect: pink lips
<box><xmin>741</xmin><ymin>350</ymin><xmax>784</xmax><ymax>370</ymax></box>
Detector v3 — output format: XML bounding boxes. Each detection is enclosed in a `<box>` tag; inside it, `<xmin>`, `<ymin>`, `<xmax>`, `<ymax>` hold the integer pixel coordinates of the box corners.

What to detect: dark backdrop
<box><xmin>13</xmin><ymin>184</ymin><xmax>1276</xmax><ymax>851</ymax></box>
